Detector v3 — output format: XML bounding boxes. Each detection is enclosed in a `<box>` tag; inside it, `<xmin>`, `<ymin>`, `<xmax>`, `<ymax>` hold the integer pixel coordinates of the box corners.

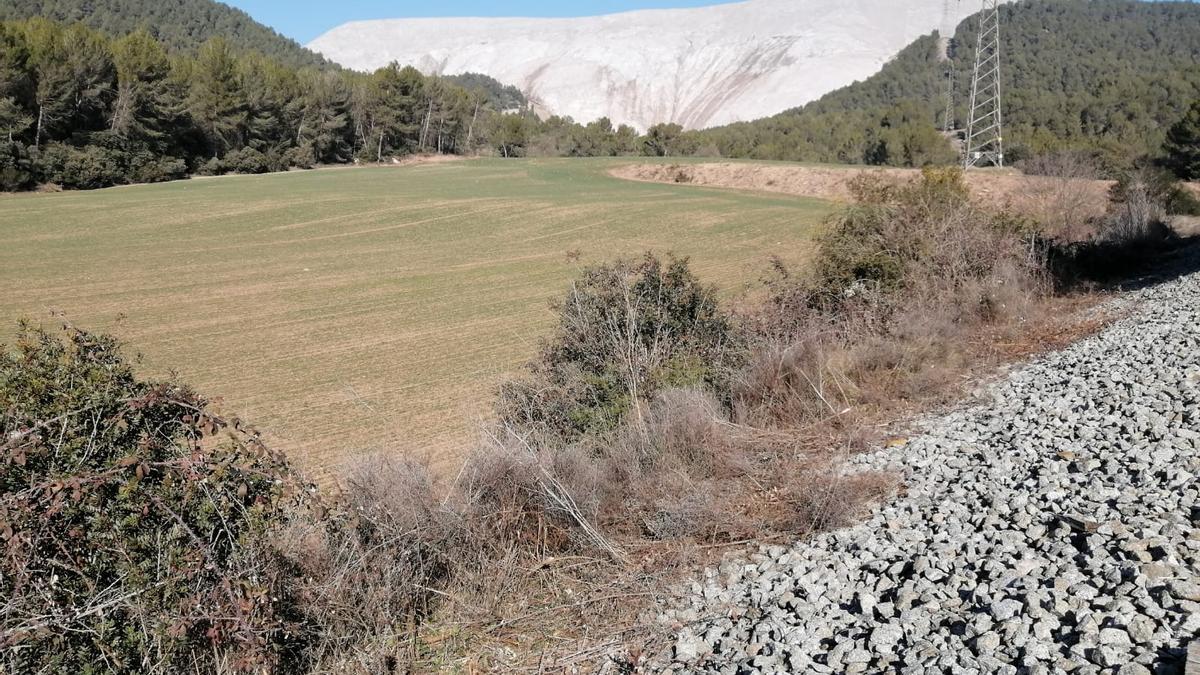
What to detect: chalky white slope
<box><xmin>309</xmin><ymin>0</ymin><xmax>989</xmax><ymax>130</ymax></box>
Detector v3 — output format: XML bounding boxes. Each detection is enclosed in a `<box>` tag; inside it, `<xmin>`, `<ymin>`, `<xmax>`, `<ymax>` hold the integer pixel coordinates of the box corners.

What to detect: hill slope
<box><xmin>696</xmin><ymin>0</ymin><xmax>1200</xmax><ymax>166</ymax></box>
<box><xmin>0</xmin><ymin>0</ymin><xmax>329</xmax><ymax>68</ymax></box>
<box><xmin>309</xmin><ymin>0</ymin><xmax>996</xmax><ymax>131</ymax></box>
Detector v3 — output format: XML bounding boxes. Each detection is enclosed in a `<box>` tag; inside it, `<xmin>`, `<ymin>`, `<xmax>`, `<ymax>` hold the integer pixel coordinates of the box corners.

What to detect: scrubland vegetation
<box><xmin>5</xmin><ymin>163</ymin><xmax>1196</xmax><ymax>671</ymax></box>
<box><xmin>4</xmin><ymin>0</ymin><xmax>1200</xmax><ymax>670</ymax></box>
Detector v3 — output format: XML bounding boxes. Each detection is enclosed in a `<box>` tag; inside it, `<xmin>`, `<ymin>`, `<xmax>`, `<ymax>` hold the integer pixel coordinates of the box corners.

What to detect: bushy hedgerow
<box><xmin>33</xmin><ymin>136</ymin><xmax>188</xmax><ymax>190</ymax></box>
<box><xmin>804</xmin><ymin>167</ymin><xmax>1039</xmax><ymax>318</ymax></box>
<box><xmin>0</xmin><ymin>324</ymin><xmax>309</xmax><ymax>673</ymax></box>
<box><xmin>36</xmin><ymin>143</ymin><xmax>127</xmax><ymax>190</ymax></box>
<box><xmin>198</xmin><ymin>147</ymin><xmax>292</xmax><ymax>177</ymax></box>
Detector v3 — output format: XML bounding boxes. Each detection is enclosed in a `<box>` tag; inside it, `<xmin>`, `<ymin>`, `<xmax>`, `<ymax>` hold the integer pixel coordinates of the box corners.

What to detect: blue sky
<box><xmin>226</xmin><ymin>1</ymin><xmax>737</xmax><ymax>44</ymax></box>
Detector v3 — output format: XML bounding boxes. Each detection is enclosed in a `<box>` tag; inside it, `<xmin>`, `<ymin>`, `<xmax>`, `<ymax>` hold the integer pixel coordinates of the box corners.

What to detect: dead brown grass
<box><xmin>611</xmin><ymin>162</ymin><xmax>1116</xmax><ymax>223</ymax></box>
<box><xmin>307</xmin><ymin>168</ymin><xmax>1139</xmax><ymax>673</ymax></box>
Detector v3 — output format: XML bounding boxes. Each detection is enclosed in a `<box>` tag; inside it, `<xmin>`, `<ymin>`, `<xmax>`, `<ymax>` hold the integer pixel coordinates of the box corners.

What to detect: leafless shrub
<box><xmin>643</xmin><ymin>388</ymin><xmax>731</xmax><ymax>470</ymax></box>
<box><xmin>281</xmin><ymin>456</ymin><xmax>470</xmax><ymax>672</ymax></box>
<box><xmin>1020</xmin><ymin>151</ymin><xmax>1102</xmax><ymax>241</ymax></box>
<box><xmin>732</xmin><ymin>340</ymin><xmax>859</xmax><ymax>429</ymax></box>
<box><xmin>736</xmin><ymin>167</ymin><xmax>1049</xmax><ymax>432</ymax></box>
<box><xmin>1102</xmin><ymin>169</ymin><xmax>1172</xmax><ymax>244</ymax></box>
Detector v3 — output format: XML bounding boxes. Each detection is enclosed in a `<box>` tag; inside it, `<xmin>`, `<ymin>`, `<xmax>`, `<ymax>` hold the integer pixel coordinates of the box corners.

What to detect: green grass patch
<box><xmin>0</xmin><ymin>158</ymin><xmax>832</xmax><ymax>476</ymax></box>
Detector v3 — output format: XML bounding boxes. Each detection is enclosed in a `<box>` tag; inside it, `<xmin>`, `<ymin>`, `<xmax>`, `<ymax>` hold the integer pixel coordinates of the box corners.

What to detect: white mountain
<box><xmin>309</xmin><ymin>0</ymin><xmax>992</xmax><ymax>131</ymax></box>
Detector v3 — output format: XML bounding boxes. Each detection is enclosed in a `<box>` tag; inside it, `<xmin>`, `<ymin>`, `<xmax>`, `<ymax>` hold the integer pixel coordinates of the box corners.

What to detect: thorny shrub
<box><xmin>0</xmin><ymin>325</ymin><xmax>490</xmax><ymax>674</ymax></box>
<box><xmin>0</xmin><ymin>323</ymin><xmax>310</xmax><ymax>673</ymax></box>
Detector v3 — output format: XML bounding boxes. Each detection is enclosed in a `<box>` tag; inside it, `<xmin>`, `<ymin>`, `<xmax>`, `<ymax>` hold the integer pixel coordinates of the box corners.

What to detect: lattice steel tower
<box><xmin>941</xmin><ymin>0</ymin><xmax>960</xmax><ymax>134</ymax></box>
<box><xmin>942</xmin><ymin>60</ymin><xmax>956</xmax><ymax>133</ymax></box>
<box><xmin>964</xmin><ymin>0</ymin><xmax>1004</xmax><ymax>168</ymax></box>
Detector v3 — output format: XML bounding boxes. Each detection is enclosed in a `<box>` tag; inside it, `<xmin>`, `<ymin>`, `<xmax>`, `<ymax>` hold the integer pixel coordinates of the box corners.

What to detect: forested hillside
<box><xmin>443</xmin><ymin>73</ymin><xmax>527</xmax><ymax>112</ymax></box>
<box><xmin>0</xmin><ymin>16</ymin><xmax>660</xmax><ymax>191</ymax></box>
<box><xmin>1</xmin><ymin>0</ymin><xmax>1198</xmax><ymax>192</ymax></box>
<box><xmin>0</xmin><ymin>18</ymin><xmax>484</xmax><ymax>190</ymax></box>
<box><xmin>0</xmin><ymin>0</ymin><xmax>329</xmax><ymax>69</ymax></box>
<box><xmin>694</xmin><ymin>0</ymin><xmax>1200</xmax><ymax>169</ymax></box>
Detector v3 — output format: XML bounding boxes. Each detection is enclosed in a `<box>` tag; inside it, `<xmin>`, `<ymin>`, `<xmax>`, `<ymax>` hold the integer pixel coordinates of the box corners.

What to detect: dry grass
<box><xmin>612</xmin><ymin>161</ymin><xmax>1116</xmax><ymax>222</ymax></box>
<box><xmin>0</xmin><ymin>158</ymin><xmax>830</xmax><ymax>480</ymax></box>
<box><xmin>1</xmin><ymin>159</ymin><xmax>1146</xmax><ymax>672</ymax></box>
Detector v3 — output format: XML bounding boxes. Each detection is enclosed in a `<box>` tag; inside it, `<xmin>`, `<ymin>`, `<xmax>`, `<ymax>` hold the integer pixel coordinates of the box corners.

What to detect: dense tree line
<box><xmin>0</xmin><ymin>18</ymin><xmax>679</xmax><ymax>191</ymax></box>
<box><xmin>692</xmin><ymin>0</ymin><xmax>1200</xmax><ymax>171</ymax></box>
<box><xmin>0</xmin><ymin>0</ymin><xmax>330</xmax><ymax>69</ymax></box>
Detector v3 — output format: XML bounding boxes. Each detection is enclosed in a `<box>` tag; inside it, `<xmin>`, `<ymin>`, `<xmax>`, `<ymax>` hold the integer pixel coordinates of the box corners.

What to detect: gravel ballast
<box><xmin>651</xmin><ymin>266</ymin><xmax>1200</xmax><ymax>673</ymax></box>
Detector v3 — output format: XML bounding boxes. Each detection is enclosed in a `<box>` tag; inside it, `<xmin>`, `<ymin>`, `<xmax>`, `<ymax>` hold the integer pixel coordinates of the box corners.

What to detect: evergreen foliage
<box><xmin>0</xmin><ymin>0</ymin><xmax>330</xmax><ymax>69</ymax></box>
<box><xmin>1165</xmin><ymin>99</ymin><xmax>1200</xmax><ymax>181</ymax></box>
<box><xmin>2</xmin><ymin>0</ymin><xmax>1198</xmax><ymax>190</ymax></box>
<box><xmin>497</xmin><ymin>255</ymin><xmax>743</xmax><ymax>443</ymax></box>
<box><xmin>443</xmin><ymin>72</ymin><xmax>527</xmax><ymax>111</ymax></box>
<box><xmin>693</xmin><ymin>0</ymin><xmax>1200</xmax><ymax>170</ymax></box>
<box><xmin>0</xmin><ymin>17</ymin><xmax>587</xmax><ymax>190</ymax></box>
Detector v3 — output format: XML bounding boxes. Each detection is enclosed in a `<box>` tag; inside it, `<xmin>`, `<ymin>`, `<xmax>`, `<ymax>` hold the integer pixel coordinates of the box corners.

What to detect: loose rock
<box><xmin>647</xmin><ymin>254</ymin><xmax>1200</xmax><ymax>672</ymax></box>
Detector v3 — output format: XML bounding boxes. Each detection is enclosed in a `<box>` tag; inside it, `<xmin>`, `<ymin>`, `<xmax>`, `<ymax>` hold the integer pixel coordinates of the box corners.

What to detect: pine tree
<box><xmin>60</xmin><ymin>23</ymin><xmax>115</xmax><ymax>133</ymax></box>
<box><xmin>1165</xmin><ymin>100</ymin><xmax>1200</xmax><ymax>181</ymax></box>
<box><xmin>0</xmin><ymin>97</ymin><xmax>31</xmax><ymax>143</ymax></box>
<box><xmin>353</xmin><ymin>63</ymin><xmax>423</xmax><ymax>161</ymax></box>
<box><xmin>21</xmin><ymin>18</ymin><xmax>74</xmax><ymax>149</ymax></box>
<box><xmin>298</xmin><ymin>69</ymin><xmax>351</xmax><ymax>163</ymax></box>
<box><xmin>187</xmin><ymin>37</ymin><xmax>247</xmax><ymax>158</ymax></box>
<box><xmin>110</xmin><ymin>30</ymin><xmax>179</xmax><ymax>145</ymax></box>
<box><xmin>0</xmin><ymin>24</ymin><xmax>32</xmax><ymax>144</ymax></box>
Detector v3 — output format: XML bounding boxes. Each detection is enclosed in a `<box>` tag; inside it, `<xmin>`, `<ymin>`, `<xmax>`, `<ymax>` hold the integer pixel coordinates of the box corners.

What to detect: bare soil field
<box><xmin>612</xmin><ymin>162</ymin><xmax>1124</xmax><ymax>221</ymax></box>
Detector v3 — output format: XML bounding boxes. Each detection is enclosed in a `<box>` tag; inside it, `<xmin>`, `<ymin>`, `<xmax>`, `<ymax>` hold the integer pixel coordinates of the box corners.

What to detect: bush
<box><xmin>198</xmin><ymin>148</ymin><xmax>276</xmax><ymax>177</ymax></box>
<box><xmin>497</xmin><ymin>254</ymin><xmax>744</xmax><ymax>443</ymax></box>
<box><xmin>35</xmin><ymin>143</ymin><xmax>128</xmax><ymax>190</ymax></box>
<box><xmin>809</xmin><ymin>167</ymin><xmax>1041</xmax><ymax>322</ymax></box>
<box><xmin>225</xmin><ymin>147</ymin><xmax>272</xmax><ymax>174</ymax></box>
<box><xmin>0</xmin><ymin>323</ymin><xmax>625</xmax><ymax>672</ymax></box>
<box><xmin>30</xmin><ymin>138</ymin><xmax>189</xmax><ymax>190</ymax></box>
<box><xmin>1101</xmin><ymin>167</ymin><xmax>1184</xmax><ymax>244</ymax></box>
<box><xmin>742</xmin><ymin>168</ymin><xmax>1047</xmax><ymax>431</ymax></box>
<box><xmin>0</xmin><ymin>142</ymin><xmax>36</xmax><ymax>192</ymax></box>
<box><xmin>276</xmin><ymin>456</ymin><xmax>477</xmax><ymax>671</ymax></box>
<box><xmin>0</xmin><ymin>324</ymin><xmax>308</xmax><ymax>672</ymax></box>
<box><xmin>284</xmin><ymin>143</ymin><xmax>317</xmax><ymax>170</ymax></box>
<box><xmin>126</xmin><ymin>150</ymin><xmax>188</xmax><ymax>184</ymax></box>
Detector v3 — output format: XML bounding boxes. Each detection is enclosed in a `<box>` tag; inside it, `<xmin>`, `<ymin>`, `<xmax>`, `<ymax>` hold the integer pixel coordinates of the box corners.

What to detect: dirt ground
<box><xmin>612</xmin><ymin>162</ymin><xmax>1124</xmax><ymax>220</ymax></box>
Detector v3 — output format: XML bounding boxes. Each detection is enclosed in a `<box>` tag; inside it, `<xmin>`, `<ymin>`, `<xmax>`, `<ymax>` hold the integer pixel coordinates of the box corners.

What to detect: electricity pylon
<box><xmin>942</xmin><ymin>48</ymin><xmax>956</xmax><ymax>133</ymax></box>
<box><xmin>941</xmin><ymin>0</ymin><xmax>959</xmax><ymax>133</ymax></box>
<box><xmin>963</xmin><ymin>0</ymin><xmax>1004</xmax><ymax>168</ymax></box>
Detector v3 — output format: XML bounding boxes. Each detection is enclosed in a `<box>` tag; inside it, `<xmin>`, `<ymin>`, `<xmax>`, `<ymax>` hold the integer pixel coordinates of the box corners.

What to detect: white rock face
<box><xmin>309</xmin><ymin>0</ymin><xmax>995</xmax><ymax>131</ymax></box>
